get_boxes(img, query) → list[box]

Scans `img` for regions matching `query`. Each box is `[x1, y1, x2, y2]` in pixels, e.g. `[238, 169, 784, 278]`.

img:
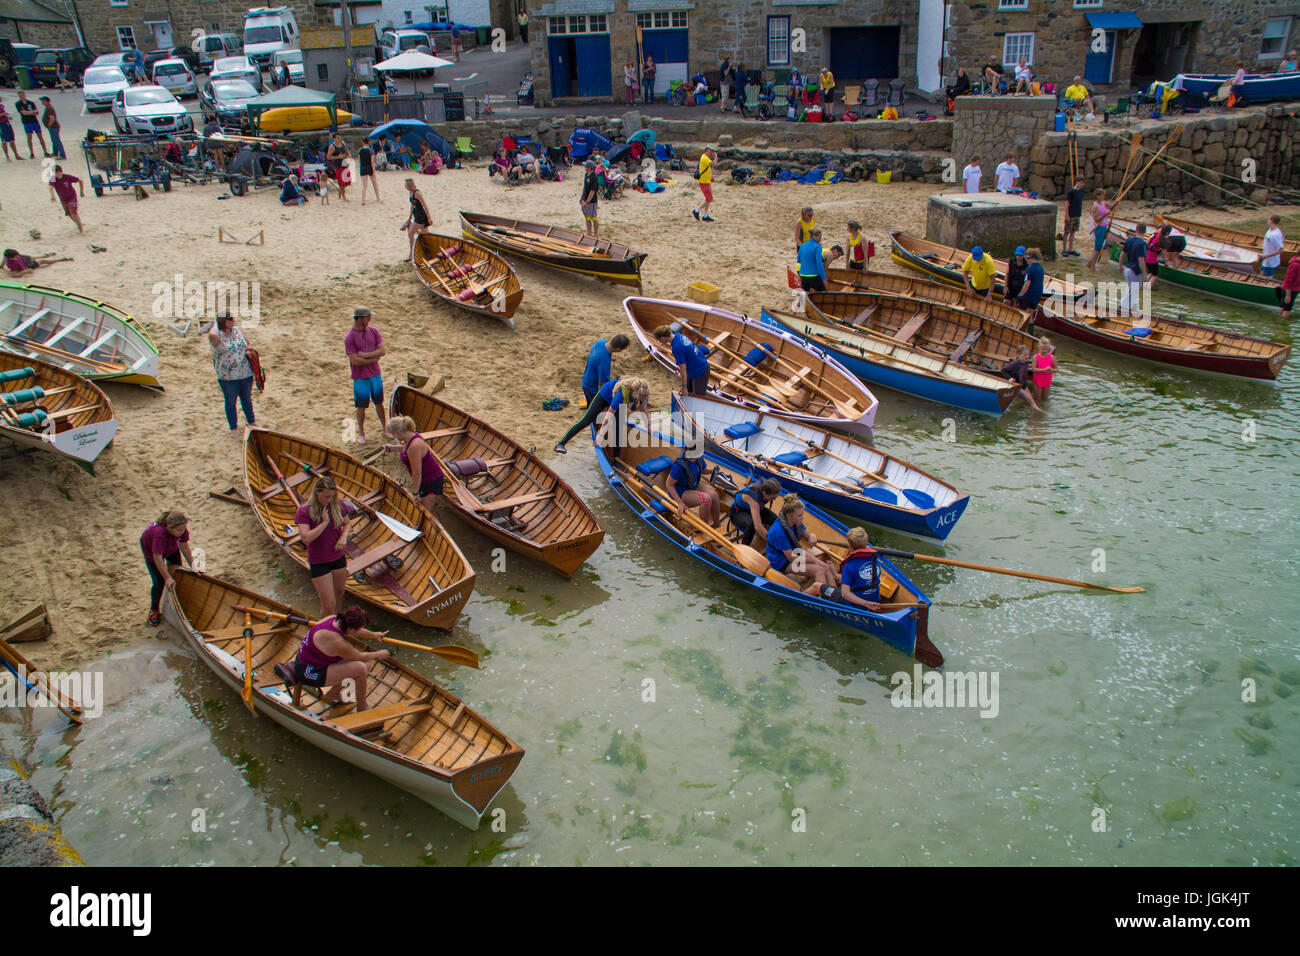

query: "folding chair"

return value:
[887, 79, 906, 107]
[772, 84, 790, 117]
[742, 84, 760, 117]
[454, 136, 475, 160]
[861, 79, 880, 109]
[843, 85, 861, 114]
[1103, 96, 1130, 125]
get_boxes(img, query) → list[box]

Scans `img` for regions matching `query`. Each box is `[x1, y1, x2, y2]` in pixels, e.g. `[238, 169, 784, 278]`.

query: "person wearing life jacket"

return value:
[823, 527, 882, 610]
[845, 221, 867, 271]
[729, 477, 781, 546]
[555, 376, 649, 455]
[277, 605, 391, 711]
[795, 206, 816, 254]
[666, 442, 720, 526]
[766, 497, 837, 594]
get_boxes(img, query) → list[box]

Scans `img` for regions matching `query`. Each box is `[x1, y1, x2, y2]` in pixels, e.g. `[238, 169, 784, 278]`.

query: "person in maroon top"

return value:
[141, 510, 195, 625]
[1278, 255, 1300, 320]
[345, 306, 388, 444]
[274, 606, 390, 710]
[386, 415, 444, 520]
[294, 475, 357, 617]
[48, 166, 84, 234]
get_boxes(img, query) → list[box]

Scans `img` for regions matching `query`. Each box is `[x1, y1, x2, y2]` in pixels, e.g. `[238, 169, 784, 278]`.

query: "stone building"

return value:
[73, 0, 330, 56]
[943, 1, 1300, 95]
[0, 0, 79, 48]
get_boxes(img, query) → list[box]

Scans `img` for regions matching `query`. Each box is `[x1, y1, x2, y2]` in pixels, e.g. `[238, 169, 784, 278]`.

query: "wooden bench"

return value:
[331, 698, 433, 733]
[345, 538, 408, 576]
[470, 489, 555, 513]
[258, 469, 314, 501]
[894, 310, 931, 343]
[780, 365, 812, 391]
[850, 305, 878, 327]
[421, 426, 469, 441]
[948, 329, 982, 363]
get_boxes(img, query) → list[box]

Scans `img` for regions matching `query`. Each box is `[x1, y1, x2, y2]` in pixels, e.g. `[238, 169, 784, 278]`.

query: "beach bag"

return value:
[644, 180, 664, 193]
[246, 348, 266, 391]
[730, 166, 754, 183]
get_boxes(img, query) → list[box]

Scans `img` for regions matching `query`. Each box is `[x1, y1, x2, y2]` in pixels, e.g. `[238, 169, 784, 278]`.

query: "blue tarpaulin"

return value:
[367, 120, 453, 164]
[1085, 11, 1144, 29]
[568, 128, 613, 160]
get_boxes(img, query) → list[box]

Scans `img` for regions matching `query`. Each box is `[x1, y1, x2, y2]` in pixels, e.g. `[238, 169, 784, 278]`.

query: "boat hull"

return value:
[460, 211, 646, 288]
[1108, 244, 1280, 308]
[891, 231, 1086, 302]
[817, 268, 1034, 329]
[1155, 214, 1298, 269]
[1178, 73, 1300, 104]
[412, 233, 523, 324]
[0, 351, 118, 472]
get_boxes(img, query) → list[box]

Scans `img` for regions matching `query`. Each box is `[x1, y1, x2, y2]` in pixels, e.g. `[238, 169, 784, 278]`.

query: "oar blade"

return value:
[432, 645, 480, 668]
[375, 510, 424, 542]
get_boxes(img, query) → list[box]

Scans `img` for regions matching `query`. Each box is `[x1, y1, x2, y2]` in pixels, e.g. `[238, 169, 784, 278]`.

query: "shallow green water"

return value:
[3, 282, 1297, 866]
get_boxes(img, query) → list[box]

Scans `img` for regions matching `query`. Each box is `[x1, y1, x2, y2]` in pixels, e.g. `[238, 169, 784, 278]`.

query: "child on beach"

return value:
[846, 221, 867, 270]
[1031, 336, 1056, 403]
[795, 206, 816, 252]
[3, 248, 67, 275]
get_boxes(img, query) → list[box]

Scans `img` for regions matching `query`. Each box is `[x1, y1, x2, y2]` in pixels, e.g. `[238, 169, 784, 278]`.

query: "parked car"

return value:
[199, 78, 259, 130]
[144, 45, 200, 75]
[0, 40, 39, 86]
[31, 47, 94, 87]
[196, 33, 243, 71]
[82, 66, 131, 111]
[152, 58, 198, 98]
[380, 29, 434, 61]
[270, 48, 304, 87]
[90, 52, 133, 71]
[210, 55, 264, 93]
[111, 85, 193, 135]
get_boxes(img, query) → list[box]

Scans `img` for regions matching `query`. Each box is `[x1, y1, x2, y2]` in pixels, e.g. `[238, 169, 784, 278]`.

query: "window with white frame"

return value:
[116, 26, 135, 49]
[1003, 33, 1034, 68]
[551, 13, 607, 34]
[998, 0, 1028, 9]
[1260, 17, 1291, 58]
[589, 14, 607, 32]
[636, 11, 688, 30]
[549, 17, 565, 34]
[768, 16, 790, 66]
[1074, 0, 1103, 8]
[404, 10, 412, 23]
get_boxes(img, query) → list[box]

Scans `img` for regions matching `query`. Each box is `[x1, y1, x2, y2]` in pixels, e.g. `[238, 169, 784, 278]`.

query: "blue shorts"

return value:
[1092, 225, 1109, 252]
[1260, 265, 1276, 278]
[22, 120, 40, 134]
[0, 122, 13, 144]
[352, 375, 384, 408]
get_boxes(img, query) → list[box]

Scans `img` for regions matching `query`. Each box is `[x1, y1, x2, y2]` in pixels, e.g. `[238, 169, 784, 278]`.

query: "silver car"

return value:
[210, 55, 263, 93]
[152, 58, 198, 99]
[82, 66, 130, 112]
[111, 85, 194, 136]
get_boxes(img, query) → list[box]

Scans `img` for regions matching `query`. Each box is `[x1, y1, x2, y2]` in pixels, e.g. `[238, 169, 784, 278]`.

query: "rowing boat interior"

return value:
[170, 570, 520, 788]
[0, 350, 116, 436]
[1037, 301, 1288, 358]
[891, 231, 1086, 299]
[0, 282, 159, 383]
[389, 385, 604, 575]
[1156, 214, 1300, 255]
[412, 234, 524, 319]
[677, 393, 965, 513]
[625, 297, 876, 425]
[610, 434, 922, 605]
[807, 291, 1038, 372]
[823, 269, 1033, 329]
[242, 429, 474, 624]
[461, 212, 644, 263]
[1108, 218, 1257, 269]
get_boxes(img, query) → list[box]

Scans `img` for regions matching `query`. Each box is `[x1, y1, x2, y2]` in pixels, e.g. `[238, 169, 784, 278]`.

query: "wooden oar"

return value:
[266, 453, 303, 506]
[872, 547, 1146, 593]
[482, 224, 607, 257]
[240, 611, 255, 713]
[0, 637, 83, 723]
[235, 605, 479, 668]
[0, 333, 124, 371]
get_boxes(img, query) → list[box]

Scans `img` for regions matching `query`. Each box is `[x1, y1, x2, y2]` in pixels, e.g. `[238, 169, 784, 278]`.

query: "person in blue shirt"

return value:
[652, 323, 711, 395]
[823, 527, 882, 610]
[765, 497, 837, 594]
[1015, 248, 1046, 310]
[555, 376, 649, 455]
[666, 444, 720, 525]
[729, 477, 781, 546]
[797, 229, 828, 292]
[580, 334, 630, 404]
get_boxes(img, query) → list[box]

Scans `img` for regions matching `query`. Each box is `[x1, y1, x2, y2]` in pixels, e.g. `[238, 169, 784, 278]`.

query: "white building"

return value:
[328, 1, 495, 30]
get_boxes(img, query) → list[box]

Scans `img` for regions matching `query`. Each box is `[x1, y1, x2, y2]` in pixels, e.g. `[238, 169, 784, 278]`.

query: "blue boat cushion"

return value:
[648, 500, 667, 514]
[636, 456, 674, 477]
[1126, 326, 1153, 337]
[773, 451, 808, 466]
[724, 421, 761, 440]
[861, 487, 897, 504]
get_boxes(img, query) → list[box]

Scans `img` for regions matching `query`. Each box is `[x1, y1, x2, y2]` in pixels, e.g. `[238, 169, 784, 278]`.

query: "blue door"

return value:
[549, 37, 572, 98]
[574, 34, 612, 97]
[641, 28, 688, 100]
[828, 26, 900, 81]
[1084, 31, 1117, 85]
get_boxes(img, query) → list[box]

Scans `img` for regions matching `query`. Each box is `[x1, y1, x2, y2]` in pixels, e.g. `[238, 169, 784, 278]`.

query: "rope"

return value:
[1108, 130, 1300, 207]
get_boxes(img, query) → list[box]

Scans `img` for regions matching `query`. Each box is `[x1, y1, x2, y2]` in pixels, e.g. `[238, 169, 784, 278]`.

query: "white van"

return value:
[379, 29, 434, 62]
[243, 6, 299, 69]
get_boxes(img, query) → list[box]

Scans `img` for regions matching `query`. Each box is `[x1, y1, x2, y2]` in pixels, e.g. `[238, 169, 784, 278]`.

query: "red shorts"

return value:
[61, 200, 77, 217]
[699, 182, 713, 202]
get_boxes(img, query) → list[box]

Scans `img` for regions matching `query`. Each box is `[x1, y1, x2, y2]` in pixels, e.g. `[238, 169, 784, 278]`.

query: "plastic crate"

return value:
[687, 281, 720, 303]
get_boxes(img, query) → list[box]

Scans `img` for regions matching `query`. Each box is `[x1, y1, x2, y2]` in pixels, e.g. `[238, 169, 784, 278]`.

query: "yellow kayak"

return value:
[255, 106, 355, 133]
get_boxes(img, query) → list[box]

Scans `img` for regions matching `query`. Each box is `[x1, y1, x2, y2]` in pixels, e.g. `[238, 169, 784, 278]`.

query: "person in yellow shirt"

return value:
[692, 146, 716, 221]
[961, 246, 997, 298]
[1063, 76, 1096, 118]
[794, 206, 815, 252]
[819, 66, 836, 118]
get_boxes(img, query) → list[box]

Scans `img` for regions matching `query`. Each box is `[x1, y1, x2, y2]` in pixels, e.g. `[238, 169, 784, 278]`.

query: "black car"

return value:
[0, 40, 20, 86]
[31, 47, 94, 87]
[143, 45, 200, 75]
[199, 78, 259, 131]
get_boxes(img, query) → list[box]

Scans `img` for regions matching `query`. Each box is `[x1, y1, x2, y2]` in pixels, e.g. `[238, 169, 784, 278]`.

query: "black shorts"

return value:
[687, 373, 710, 396]
[417, 476, 445, 497]
[730, 505, 775, 546]
[820, 585, 880, 604]
[1167, 235, 1187, 253]
[800, 276, 827, 292]
[1146, 261, 1160, 277]
[292, 658, 330, 687]
[309, 555, 347, 578]
[847, 260, 864, 271]
[1278, 289, 1298, 310]
[359, 161, 374, 176]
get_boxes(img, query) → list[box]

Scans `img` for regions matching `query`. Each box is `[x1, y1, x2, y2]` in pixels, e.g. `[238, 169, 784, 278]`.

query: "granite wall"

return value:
[951, 94, 1055, 190]
[0, 748, 84, 866]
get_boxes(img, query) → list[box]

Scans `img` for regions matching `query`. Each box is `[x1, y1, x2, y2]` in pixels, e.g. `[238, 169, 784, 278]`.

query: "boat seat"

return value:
[780, 365, 813, 391]
[635, 456, 674, 477]
[850, 305, 878, 327]
[331, 698, 433, 733]
[470, 489, 554, 513]
[421, 426, 469, 441]
[345, 539, 408, 576]
[722, 421, 761, 441]
[773, 451, 808, 466]
[948, 330, 981, 363]
[258, 469, 315, 501]
[894, 310, 931, 343]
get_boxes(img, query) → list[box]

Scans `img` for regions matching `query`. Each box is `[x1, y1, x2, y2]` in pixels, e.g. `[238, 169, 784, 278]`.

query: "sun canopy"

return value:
[244, 85, 340, 129]
[1085, 11, 1144, 29]
[367, 119, 453, 164]
[374, 50, 455, 72]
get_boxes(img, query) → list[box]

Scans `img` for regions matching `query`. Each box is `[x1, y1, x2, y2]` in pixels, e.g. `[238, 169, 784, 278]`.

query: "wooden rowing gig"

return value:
[624, 296, 879, 435]
[0, 280, 162, 388]
[411, 233, 523, 326]
[1031, 299, 1289, 380]
[460, 211, 647, 288]
[1108, 217, 1259, 273]
[890, 230, 1088, 302]
[673, 391, 971, 541]
[759, 297, 1024, 416]
[0, 351, 118, 473]
[163, 569, 522, 828]
[813, 267, 1035, 330]
[594, 422, 942, 666]
[1107, 244, 1284, 309]
[241, 428, 476, 628]
[389, 384, 605, 576]
[1156, 213, 1298, 269]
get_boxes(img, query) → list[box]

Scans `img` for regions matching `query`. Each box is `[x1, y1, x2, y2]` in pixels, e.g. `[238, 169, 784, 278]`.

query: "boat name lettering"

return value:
[469, 765, 503, 783]
[426, 591, 464, 617]
[71, 429, 101, 449]
[934, 511, 958, 527]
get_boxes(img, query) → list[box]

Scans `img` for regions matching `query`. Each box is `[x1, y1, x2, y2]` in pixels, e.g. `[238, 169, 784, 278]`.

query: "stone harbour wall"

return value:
[951, 95, 1056, 189]
[0, 748, 84, 866]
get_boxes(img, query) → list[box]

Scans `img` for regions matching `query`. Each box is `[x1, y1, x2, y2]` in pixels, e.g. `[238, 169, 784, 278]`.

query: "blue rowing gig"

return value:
[672, 391, 971, 541]
[593, 423, 942, 666]
[1175, 71, 1300, 104]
